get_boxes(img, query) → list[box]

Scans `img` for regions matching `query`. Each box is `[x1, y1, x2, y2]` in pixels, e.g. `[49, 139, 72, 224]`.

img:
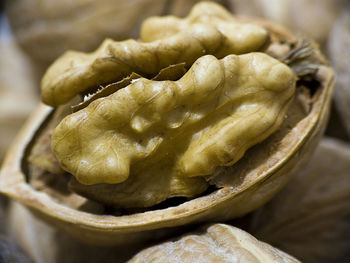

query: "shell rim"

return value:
[0, 20, 335, 234]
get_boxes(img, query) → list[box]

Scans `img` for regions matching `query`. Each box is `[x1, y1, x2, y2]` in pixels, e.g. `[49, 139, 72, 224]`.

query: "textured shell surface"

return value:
[128, 224, 301, 263]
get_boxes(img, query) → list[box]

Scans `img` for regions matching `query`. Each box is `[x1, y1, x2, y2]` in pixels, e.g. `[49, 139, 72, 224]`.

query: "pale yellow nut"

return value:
[128, 224, 301, 263]
[52, 52, 295, 207]
[41, 1, 268, 106]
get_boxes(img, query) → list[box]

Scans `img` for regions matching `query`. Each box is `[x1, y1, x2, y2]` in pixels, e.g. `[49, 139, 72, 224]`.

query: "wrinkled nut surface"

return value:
[46, 2, 294, 208]
[41, 2, 268, 106]
[0, 1, 334, 247]
[5, 0, 220, 72]
[52, 53, 295, 207]
[128, 224, 300, 263]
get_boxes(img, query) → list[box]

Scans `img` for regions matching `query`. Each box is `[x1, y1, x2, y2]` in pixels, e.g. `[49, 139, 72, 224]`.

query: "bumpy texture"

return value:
[52, 53, 295, 207]
[6, 0, 224, 73]
[41, 2, 268, 106]
[128, 224, 300, 263]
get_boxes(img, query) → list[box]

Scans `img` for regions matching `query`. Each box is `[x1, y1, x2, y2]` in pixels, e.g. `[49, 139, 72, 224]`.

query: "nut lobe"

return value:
[52, 53, 295, 207]
[176, 53, 295, 177]
[41, 2, 268, 106]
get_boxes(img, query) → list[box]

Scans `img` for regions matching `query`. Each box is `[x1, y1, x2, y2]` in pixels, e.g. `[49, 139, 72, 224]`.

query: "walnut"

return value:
[128, 224, 300, 263]
[41, 2, 268, 106]
[6, 0, 217, 72]
[0, 2, 334, 247]
[52, 53, 295, 207]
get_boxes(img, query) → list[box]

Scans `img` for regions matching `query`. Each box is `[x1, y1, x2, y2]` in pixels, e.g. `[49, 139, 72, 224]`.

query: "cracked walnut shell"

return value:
[129, 224, 300, 263]
[0, 2, 334, 246]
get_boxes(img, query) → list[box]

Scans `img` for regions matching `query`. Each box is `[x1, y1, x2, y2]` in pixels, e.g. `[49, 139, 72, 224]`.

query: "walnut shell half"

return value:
[128, 224, 301, 263]
[0, 9, 334, 246]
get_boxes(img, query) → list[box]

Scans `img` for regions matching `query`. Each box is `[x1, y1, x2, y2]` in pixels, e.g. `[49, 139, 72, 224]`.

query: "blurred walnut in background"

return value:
[228, 0, 343, 47]
[328, 9, 350, 136]
[5, 0, 346, 77]
[246, 138, 350, 263]
[5, 0, 225, 75]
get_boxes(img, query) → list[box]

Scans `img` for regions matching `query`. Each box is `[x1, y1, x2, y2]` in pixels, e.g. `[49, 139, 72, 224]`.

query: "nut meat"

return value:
[41, 2, 268, 106]
[0, 1, 334, 247]
[52, 53, 295, 207]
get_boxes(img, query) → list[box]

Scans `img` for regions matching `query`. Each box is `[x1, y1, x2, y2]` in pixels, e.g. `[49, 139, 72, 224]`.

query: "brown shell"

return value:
[7, 204, 298, 263]
[0, 18, 334, 246]
[128, 224, 301, 263]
